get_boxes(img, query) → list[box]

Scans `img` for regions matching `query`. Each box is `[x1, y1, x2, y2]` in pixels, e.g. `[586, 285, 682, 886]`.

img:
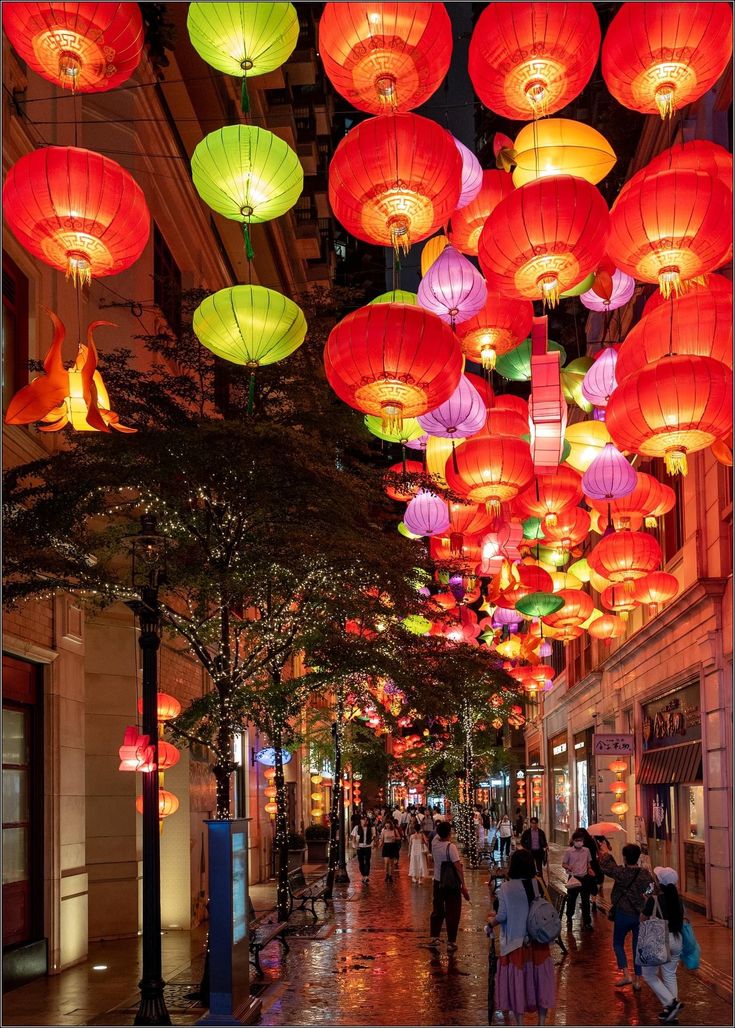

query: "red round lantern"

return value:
[588, 530, 662, 584]
[642, 271, 731, 318]
[587, 613, 626, 644]
[157, 740, 181, 771]
[444, 433, 534, 515]
[318, 3, 452, 114]
[446, 501, 495, 557]
[430, 533, 483, 568]
[3, 2, 143, 93]
[606, 355, 732, 475]
[478, 176, 610, 308]
[485, 395, 531, 441]
[601, 583, 640, 621]
[447, 170, 514, 256]
[468, 2, 600, 120]
[586, 471, 673, 530]
[328, 113, 462, 253]
[631, 571, 679, 614]
[607, 169, 732, 299]
[602, 2, 733, 119]
[628, 141, 733, 201]
[543, 506, 591, 549]
[324, 303, 462, 430]
[618, 288, 733, 383]
[542, 588, 594, 628]
[384, 460, 424, 502]
[2, 146, 150, 287]
[138, 692, 182, 723]
[455, 294, 534, 370]
[500, 563, 554, 607]
[513, 466, 583, 527]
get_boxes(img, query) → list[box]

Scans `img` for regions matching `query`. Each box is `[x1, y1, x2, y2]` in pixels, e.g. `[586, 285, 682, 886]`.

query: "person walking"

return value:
[350, 815, 375, 884]
[513, 807, 525, 838]
[520, 817, 549, 878]
[421, 806, 436, 846]
[498, 815, 513, 863]
[562, 830, 594, 930]
[429, 821, 470, 953]
[598, 839, 654, 990]
[379, 817, 400, 882]
[409, 825, 429, 884]
[486, 849, 555, 1025]
[576, 827, 604, 910]
[640, 867, 685, 1023]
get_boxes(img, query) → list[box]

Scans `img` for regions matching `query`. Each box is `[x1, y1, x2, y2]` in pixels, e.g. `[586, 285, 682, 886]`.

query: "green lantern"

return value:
[561, 357, 594, 412]
[364, 415, 424, 445]
[536, 545, 569, 567]
[515, 592, 564, 619]
[403, 614, 432, 635]
[187, 3, 299, 111]
[398, 521, 421, 540]
[495, 338, 566, 381]
[370, 290, 418, 305]
[522, 516, 544, 541]
[192, 286, 306, 367]
[192, 126, 303, 256]
[560, 272, 595, 298]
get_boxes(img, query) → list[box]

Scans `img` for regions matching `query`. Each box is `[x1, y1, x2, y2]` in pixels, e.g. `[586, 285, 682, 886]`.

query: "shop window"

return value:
[2, 253, 29, 415]
[153, 224, 181, 337]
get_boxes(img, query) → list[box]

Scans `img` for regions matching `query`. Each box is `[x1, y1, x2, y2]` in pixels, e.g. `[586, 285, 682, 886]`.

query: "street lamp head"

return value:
[129, 512, 167, 591]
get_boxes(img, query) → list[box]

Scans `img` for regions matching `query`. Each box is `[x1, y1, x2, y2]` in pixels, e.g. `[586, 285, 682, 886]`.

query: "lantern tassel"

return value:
[401, 444, 407, 476]
[241, 76, 250, 114]
[645, 515, 658, 529]
[247, 371, 256, 414]
[242, 223, 255, 261]
[665, 449, 688, 476]
[451, 439, 460, 475]
[485, 498, 502, 518]
[66, 253, 92, 289]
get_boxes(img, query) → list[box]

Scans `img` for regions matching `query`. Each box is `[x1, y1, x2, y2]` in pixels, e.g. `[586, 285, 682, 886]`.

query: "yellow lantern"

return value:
[565, 420, 612, 473]
[310, 774, 323, 785]
[611, 800, 629, 822]
[265, 801, 278, 814]
[421, 234, 448, 276]
[264, 767, 277, 781]
[512, 119, 616, 188]
[364, 415, 425, 445]
[264, 785, 277, 799]
[550, 571, 583, 593]
[579, 608, 603, 631]
[561, 357, 594, 413]
[426, 435, 466, 489]
[193, 286, 307, 369]
[310, 791, 322, 802]
[311, 807, 323, 818]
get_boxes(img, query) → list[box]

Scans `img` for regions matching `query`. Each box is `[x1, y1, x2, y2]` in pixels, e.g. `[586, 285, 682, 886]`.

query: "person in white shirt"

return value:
[561, 830, 593, 929]
[350, 816, 375, 884]
[428, 821, 470, 953]
[498, 815, 513, 862]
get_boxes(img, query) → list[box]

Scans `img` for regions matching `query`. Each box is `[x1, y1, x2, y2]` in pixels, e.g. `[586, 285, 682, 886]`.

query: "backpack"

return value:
[522, 878, 561, 944]
[439, 843, 462, 894]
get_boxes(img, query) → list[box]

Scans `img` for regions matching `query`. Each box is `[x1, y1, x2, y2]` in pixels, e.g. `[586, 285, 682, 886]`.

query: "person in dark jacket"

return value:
[577, 827, 604, 907]
[519, 818, 549, 877]
[599, 840, 654, 990]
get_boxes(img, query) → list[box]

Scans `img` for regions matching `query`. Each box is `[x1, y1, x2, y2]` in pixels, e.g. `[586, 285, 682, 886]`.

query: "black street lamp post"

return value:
[128, 514, 171, 1026]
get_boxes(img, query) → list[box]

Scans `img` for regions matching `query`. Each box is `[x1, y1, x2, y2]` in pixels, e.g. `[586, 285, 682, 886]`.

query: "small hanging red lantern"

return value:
[384, 460, 424, 502]
[136, 789, 179, 820]
[587, 613, 626, 645]
[631, 571, 679, 614]
[455, 294, 534, 370]
[542, 588, 594, 629]
[600, 583, 640, 621]
[138, 692, 182, 722]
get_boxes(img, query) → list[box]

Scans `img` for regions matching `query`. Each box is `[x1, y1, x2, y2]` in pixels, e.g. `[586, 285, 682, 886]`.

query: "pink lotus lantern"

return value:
[453, 138, 483, 210]
[418, 245, 487, 326]
[581, 269, 635, 312]
[582, 442, 637, 501]
[118, 727, 156, 772]
[582, 347, 619, 408]
[404, 489, 450, 537]
[418, 374, 486, 440]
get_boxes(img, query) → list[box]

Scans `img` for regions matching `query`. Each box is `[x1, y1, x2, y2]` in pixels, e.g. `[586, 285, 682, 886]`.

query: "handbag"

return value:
[680, 921, 701, 969]
[636, 897, 671, 966]
[439, 843, 462, 894]
[607, 867, 640, 921]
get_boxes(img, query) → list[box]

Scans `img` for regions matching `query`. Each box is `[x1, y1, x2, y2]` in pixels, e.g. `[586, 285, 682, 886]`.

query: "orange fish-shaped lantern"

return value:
[5, 309, 135, 433]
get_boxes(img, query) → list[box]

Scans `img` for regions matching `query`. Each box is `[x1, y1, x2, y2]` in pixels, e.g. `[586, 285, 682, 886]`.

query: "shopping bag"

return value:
[635, 898, 671, 966]
[681, 921, 701, 970]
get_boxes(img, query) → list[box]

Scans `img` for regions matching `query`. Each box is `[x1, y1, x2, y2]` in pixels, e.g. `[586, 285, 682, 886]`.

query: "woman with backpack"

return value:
[486, 849, 556, 1025]
[640, 867, 685, 1023]
[429, 821, 470, 953]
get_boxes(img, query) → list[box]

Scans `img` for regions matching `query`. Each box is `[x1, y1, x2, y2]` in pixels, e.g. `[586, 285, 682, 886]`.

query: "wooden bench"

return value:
[248, 896, 289, 977]
[287, 867, 328, 922]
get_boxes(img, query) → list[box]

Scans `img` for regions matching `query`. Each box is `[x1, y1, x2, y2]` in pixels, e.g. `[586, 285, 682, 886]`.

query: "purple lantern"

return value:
[539, 639, 553, 658]
[404, 489, 450, 537]
[417, 244, 487, 325]
[582, 442, 637, 500]
[580, 269, 635, 312]
[449, 574, 466, 602]
[453, 137, 483, 210]
[582, 347, 619, 408]
[492, 606, 520, 631]
[417, 374, 487, 438]
[405, 433, 429, 451]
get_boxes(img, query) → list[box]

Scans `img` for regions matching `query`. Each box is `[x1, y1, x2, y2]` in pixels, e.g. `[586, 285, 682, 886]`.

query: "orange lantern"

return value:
[264, 767, 277, 781]
[318, 2, 452, 114]
[586, 471, 674, 530]
[542, 506, 591, 550]
[447, 170, 514, 257]
[631, 571, 679, 614]
[610, 780, 627, 797]
[455, 294, 534, 371]
[542, 588, 594, 629]
[157, 740, 180, 771]
[513, 466, 582, 527]
[383, 460, 424, 502]
[137, 692, 182, 723]
[328, 113, 462, 253]
[136, 789, 179, 820]
[445, 502, 495, 557]
[324, 303, 463, 431]
[643, 271, 732, 319]
[445, 433, 535, 516]
[3, 2, 144, 93]
[632, 141, 733, 203]
[587, 613, 626, 645]
[468, 2, 601, 119]
[611, 800, 629, 821]
[588, 530, 662, 584]
[606, 355, 732, 476]
[479, 177, 610, 308]
[609, 758, 628, 780]
[265, 802, 278, 815]
[607, 170, 732, 299]
[602, 2, 733, 119]
[485, 396, 531, 441]
[600, 584, 640, 621]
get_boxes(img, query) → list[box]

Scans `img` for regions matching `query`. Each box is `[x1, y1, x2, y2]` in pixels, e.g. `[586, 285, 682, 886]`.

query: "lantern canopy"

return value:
[582, 443, 637, 502]
[447, 170, 514, 256]
[328, 113, 462, 253]
[3, 2, 144, 93]
[188, 2, 299, 78]
[324, 303, 463, 429]
[455, 294, 534, 371]
[601, 2, 733, 119]
[318, 2, 452, 114]
[417, 375, 487, 439]
[2, 146, 149, 287]
[404, 490, 450, 538]
[478, 176, 610, 308]
[512, 119, 616, 188]
[192, 286, 306, 368]
[468, 2, 601, 119]
[192, 125, 303, 227]
[417, 245, 487, 325]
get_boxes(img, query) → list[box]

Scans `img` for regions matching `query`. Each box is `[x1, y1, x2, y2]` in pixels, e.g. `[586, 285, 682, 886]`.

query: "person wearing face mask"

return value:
[562, 830, 594, 930]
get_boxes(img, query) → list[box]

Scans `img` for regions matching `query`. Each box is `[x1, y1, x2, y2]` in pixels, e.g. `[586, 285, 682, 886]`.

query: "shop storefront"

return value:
[573, 729, 597, 830]
[549, 733, 571, 845]
[638, 682, 705, 911]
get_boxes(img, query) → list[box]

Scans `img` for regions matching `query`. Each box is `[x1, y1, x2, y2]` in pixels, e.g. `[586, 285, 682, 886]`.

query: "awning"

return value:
[637, 741, 702, 785]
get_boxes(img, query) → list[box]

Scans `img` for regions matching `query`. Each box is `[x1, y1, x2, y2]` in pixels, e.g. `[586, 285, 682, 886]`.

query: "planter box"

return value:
[305, 838, 329, 864]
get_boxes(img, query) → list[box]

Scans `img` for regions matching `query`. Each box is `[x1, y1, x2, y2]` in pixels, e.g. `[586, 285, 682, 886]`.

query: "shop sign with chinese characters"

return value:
[641, 682, 701, 752]
[593, 733, 635, 756]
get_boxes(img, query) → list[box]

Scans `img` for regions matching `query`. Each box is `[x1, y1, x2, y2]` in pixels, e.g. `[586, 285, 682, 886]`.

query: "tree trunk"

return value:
[213, 763, 232, 821]
[273, 727, 290, 922]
